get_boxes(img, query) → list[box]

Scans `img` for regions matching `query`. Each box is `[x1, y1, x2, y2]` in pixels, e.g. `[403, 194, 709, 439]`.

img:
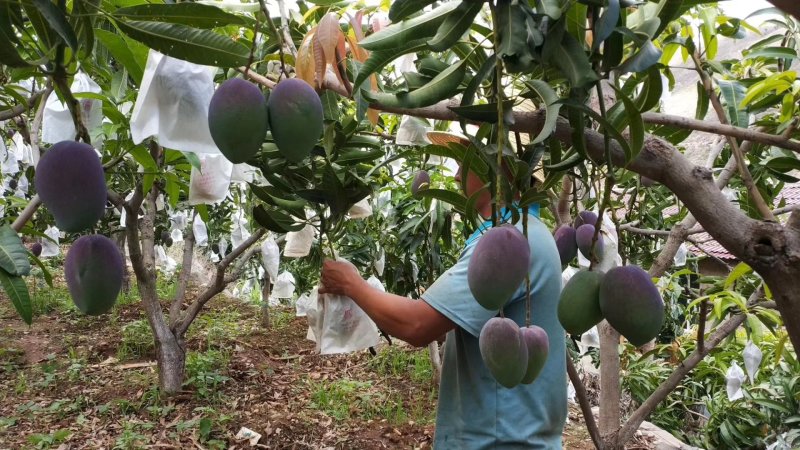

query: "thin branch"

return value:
[613, 289, 765, 446]
[557, 177, 572, 227]
[567, 354, 603, 450]
[620, 224, 705, 237]
[29, 83, 53, 159]
[641, 112, 800, 154]
[170, 218, 195, 329]
[0, 90, 46, 121]
[11, 196, 42, 232]
[691, 52, 776, 221]
[176, 228, 266, 336]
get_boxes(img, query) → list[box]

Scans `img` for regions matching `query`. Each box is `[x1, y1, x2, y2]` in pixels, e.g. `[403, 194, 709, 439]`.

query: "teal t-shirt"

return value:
[421, 209, 567, 449]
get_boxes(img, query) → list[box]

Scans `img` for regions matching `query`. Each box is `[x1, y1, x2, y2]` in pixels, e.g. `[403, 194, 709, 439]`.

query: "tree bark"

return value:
[261, 272, 271, 329]
[155, 331, 186, 394]
[428, 341, 442, 386]
[598, 321, 621, 448]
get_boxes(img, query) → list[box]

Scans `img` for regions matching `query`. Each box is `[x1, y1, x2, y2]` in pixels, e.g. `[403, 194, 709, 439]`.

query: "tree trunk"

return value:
[261, 273, 271, 329]
[599, 321, 623, 449]
[428, 340, 442, 386]
[155, 331, 186, 395]
[114, 230, 130, 293]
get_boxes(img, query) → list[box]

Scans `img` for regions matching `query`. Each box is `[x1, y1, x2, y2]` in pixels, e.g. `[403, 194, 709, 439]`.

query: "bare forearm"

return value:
[347, 280, 430, 346]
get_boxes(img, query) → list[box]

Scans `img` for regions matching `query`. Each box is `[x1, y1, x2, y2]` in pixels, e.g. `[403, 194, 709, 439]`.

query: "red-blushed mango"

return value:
[558, 270, 604, 335]
[208, 78, 268, 164]
[34, 141, 107, 232]
[65, 235, 124, 315]
[411, 170, 430, 196]
[479, 317, 528, 388]
[468, 225, 530, 310]
[640, 175, 656, 187]
[575, 224, 604, 261]
[573, 210, 598, 228]
[599, 265, 665, 347]
[30, 243, 42, 257]
[520, 325, 549, 384]
[267, 78, 323, 163]
[554, 225, 577, 266]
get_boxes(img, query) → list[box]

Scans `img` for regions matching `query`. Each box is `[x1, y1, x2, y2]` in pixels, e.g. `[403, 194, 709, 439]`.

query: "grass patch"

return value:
[117, 319, 155, 361]
[188, 309, 245, 350]
[184, 349, 230, 401]
[367, 345, 433, 384]
[308, 378, 409, 423]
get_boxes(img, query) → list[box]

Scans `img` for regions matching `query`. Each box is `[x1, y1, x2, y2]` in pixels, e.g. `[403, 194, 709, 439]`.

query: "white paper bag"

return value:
[130, 50, 219, 154]
[1, 139, 19, 174]
[193, 215, 209, 247]
[295, 292, 313, 317]
[273, 271, 296, 298]
[284, 224, 314, 258]
[42, 72, 103, 145]
[318, 290, 380, 355]
[373, 247, 385, 276]
[230, 209, 251, 249]
[726, 361, 746, 401]
[40, 226, 60, 258]
[188, 154, 233, 205]
[260, 235, 280, 280]
[395, 115, 430, 146]
[743, 340, 762, 384]
[348, 198, 372, 219]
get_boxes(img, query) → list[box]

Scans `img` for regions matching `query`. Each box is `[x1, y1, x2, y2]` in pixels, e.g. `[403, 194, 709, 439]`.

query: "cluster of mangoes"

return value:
[466, 224, 550, 388]
[208, 77, 323, 164]
[559, 265, 665, 347]
[554, 211, 604, 265]
[34, 141, 124, 315]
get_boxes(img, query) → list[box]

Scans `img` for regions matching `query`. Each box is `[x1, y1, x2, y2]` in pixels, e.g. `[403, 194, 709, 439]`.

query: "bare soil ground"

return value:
[0, 275, 616, 449]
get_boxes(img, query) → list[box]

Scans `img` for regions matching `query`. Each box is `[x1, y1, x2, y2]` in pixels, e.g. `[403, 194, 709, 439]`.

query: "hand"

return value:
[319, 258, 363, 297]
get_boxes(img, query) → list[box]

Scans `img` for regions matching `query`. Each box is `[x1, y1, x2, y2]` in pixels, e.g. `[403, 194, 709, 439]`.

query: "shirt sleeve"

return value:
[421, 243, 498, 338]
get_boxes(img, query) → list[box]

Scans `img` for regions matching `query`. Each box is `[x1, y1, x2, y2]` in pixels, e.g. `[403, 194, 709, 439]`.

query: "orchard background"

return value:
[1, 0, 799, 448]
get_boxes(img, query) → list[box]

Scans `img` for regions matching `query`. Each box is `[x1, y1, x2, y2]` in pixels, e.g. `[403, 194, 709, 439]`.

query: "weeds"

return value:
[184, 349, 230, 400]
[368, 345, 433, 384]
[117, 319, 154, 361]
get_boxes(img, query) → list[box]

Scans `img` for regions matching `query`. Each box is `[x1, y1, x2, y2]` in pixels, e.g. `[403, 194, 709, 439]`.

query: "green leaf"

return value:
[565, 2, 587, 43]
[389, 0, 437, 22]
[28, 253, 53, 288]
[592, 0, 619, 52]
[113, 3, 248, 28]
[319, 90, 340, 122]
[745, 46, 798, 61]
[95, 28, 146, 84]
[129, 145, 157, 169]
[0, 225, 31, 277]
[560, 99, 633, 163]
[724, 262, 752, 289]
[535, 0, 563, 20]
[554, 33, 598, 89]
[717, 79, 749, 128]
[183, 152, 202, 171]
[22, 2, 58, 51]
[71, 0, 94, 57]
[252, 205, 305, 233]
[618, 40, 662, 74]
[336, 148, 385, 164]
[428, 1, 483, 52]
[448, 100, 515, 123]
[416, 188, 467, 214]
[0, 267, 31, 325]
[362, 60, 466, 109]
[352, 40, 429, 92]
[611, 85, 644, 160]
[765, 156, 800, 172]
[359, 2, 460, 51]
[32, 0, 79, 51]
[423, 143, 489, 175]
[113, 19, 250, 67]
[523, 80, 561, 144]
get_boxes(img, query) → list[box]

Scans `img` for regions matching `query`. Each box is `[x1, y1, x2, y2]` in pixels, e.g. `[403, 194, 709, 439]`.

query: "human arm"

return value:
[319, 259, 455, 347]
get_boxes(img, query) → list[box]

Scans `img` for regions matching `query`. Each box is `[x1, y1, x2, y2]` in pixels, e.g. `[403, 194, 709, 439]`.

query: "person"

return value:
[319, 131, 566, 449]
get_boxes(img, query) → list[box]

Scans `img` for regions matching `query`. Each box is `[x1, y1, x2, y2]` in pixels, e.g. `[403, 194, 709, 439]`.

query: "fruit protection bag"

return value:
[188, 154, 233, 205]
[260, 235, 280, 281]
[130, 50, 219, 154]
[42, 72, 103, 145]
[307, 260, 380, 354]
[284, 224, 314, 258]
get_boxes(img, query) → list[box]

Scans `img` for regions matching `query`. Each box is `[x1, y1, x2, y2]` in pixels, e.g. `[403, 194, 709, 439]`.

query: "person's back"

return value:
[422, 212, 567, 449]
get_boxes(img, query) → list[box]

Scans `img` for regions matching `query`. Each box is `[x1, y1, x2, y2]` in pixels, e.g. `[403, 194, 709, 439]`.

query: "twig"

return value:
[0, 90, 46, 121]
[170, 215, 196, 329]
[567, 354, 603, 450]
[691, 52, 776, 221]
[11, 196, 42, 232]
[28, 82, 52, 159]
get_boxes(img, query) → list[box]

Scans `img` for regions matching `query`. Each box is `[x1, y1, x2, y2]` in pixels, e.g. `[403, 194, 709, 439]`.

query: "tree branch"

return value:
[691, 52, 776, 221]
[613, 289, 766, 446]
[170, 218, 195, 329]
[0, 90, 46, 121]
[176, 228, 266, 336]
[11, 195, 42, 232]
[567, 354, 603, 450]
[641, 112, 800, 154]
[28, 83, 52, 160]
